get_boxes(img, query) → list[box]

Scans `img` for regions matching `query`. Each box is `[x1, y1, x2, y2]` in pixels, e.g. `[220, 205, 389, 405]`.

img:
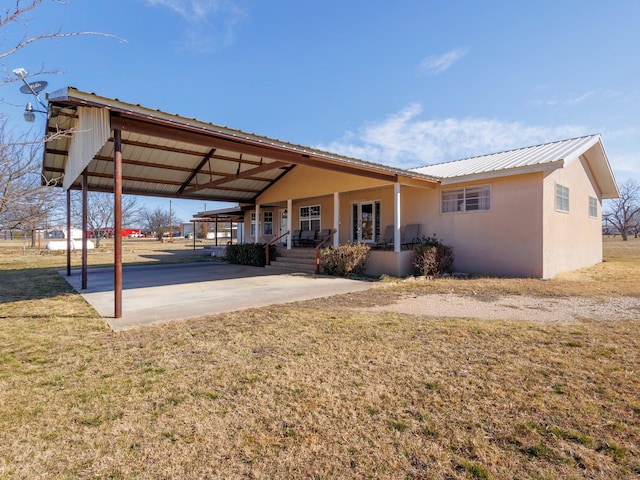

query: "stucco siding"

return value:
[427, 174, 545, 277]
[542, 156, 603, 278]
[245, 196, 336, 243]
[338, 187, 394, 244]
[257, 164, 389, 204]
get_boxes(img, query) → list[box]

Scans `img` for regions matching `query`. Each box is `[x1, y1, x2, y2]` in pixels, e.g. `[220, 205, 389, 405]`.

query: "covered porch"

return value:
[197, 180, 435, 277]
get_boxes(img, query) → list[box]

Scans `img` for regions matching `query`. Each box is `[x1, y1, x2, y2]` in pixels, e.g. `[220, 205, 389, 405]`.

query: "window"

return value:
[441, 186, 491, 213]
[263, 211, 273, 235]
[250, 212, 256, 236]
[300, 205, 320, 231]
[589, 196, 598, 218]
[555, 184, 569, 212]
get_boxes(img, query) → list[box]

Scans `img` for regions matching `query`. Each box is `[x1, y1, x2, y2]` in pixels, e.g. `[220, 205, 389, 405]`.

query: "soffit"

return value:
[42, 87, 438, 203]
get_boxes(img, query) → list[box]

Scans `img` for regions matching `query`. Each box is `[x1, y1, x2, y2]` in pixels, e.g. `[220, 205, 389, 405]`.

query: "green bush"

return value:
[320, 242, 371, 276]
[225, 243, 276, 267]
[413, 234, 454, 276]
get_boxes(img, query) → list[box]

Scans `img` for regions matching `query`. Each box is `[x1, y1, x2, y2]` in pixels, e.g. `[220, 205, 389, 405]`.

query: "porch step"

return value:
[268, 247, 317, 273]
[274, 246, 316, 259]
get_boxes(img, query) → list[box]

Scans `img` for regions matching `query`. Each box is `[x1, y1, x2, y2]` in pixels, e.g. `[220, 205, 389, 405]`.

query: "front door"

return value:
[279, 209, 289, 245]
[352, 201, 379, 243]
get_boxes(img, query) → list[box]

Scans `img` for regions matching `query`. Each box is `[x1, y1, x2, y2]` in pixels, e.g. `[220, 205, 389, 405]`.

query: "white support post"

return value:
[287, 198, 293, 250]
[333, 192, 340, 247]
[255, 204, 261, 243]
[394, 183, 401, 253]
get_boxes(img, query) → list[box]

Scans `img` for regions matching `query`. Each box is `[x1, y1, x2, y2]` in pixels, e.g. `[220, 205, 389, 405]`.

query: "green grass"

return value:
[0, 237, 638, 478]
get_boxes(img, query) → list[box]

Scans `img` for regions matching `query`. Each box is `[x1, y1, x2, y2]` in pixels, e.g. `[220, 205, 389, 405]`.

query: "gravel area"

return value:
[363, 293, 640, 323]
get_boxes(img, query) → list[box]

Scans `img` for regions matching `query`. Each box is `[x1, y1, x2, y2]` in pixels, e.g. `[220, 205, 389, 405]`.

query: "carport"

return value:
[42, 87, 432, 319]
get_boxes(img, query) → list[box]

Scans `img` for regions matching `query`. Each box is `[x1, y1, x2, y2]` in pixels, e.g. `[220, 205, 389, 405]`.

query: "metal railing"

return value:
[315, 228, 337, 274]
[265, 230, 290, 266]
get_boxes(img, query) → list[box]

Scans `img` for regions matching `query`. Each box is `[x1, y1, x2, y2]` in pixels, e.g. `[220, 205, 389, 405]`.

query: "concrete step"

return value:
[267, 261, 315, 273]
[274, 255, 315, 264]
[274, 247, 316, 259]
[270, 247, 318, 273]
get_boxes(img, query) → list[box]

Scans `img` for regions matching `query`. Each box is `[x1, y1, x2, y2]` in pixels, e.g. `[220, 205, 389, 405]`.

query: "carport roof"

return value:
[42, 87, 439, 202]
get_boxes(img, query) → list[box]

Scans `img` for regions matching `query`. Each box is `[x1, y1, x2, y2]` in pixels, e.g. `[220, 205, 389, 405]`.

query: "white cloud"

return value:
[418, 48, 469, 75]
[145, 0, 220, 22]
[317, 103, 587, 168]
[530, 88, 640, 108]
[532, 90, 598, 107]
[145, 0, 246, 51]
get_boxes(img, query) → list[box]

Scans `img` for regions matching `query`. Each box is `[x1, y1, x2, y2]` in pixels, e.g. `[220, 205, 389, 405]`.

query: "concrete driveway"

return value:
[61, 262, 374, 331]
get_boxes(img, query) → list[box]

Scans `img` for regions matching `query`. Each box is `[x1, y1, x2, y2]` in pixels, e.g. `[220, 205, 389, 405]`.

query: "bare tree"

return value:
[72, 192, 142, 247]
[141, 207, 178, 241]
[0, 120, 62, 241]
[0, 1, 122, 244]
[1, 0, 123, 88]
[603, 179, 640, 241]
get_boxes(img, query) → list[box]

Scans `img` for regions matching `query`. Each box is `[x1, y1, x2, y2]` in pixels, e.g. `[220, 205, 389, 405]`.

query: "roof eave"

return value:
[582, 138, 620, 199]
[437, 161, 564, 185]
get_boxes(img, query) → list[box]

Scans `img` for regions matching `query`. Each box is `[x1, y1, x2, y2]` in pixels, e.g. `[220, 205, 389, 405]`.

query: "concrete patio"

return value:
[61, 262, 375, 331]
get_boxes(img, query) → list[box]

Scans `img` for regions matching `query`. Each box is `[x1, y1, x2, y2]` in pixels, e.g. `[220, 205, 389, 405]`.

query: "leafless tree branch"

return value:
[603, 179, 640, 240]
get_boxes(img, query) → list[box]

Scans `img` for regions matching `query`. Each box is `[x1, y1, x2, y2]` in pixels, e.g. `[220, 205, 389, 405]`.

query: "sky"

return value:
[3, 0, 639, 222]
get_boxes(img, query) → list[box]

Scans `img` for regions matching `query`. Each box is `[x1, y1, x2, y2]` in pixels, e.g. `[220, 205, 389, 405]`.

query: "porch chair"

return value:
[401, 224, 421, 250]
[291, 229, 302, 247]
[299, 229, 316, 247]
[316, 228, 333, 246]
[375, 225, 395, 249]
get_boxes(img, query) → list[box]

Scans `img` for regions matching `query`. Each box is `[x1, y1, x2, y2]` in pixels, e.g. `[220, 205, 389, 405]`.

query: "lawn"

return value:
[0, 237, 638, 479]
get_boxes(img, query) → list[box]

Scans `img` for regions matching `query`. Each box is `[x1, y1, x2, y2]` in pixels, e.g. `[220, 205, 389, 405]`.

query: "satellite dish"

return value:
[20, 80, 48, 94]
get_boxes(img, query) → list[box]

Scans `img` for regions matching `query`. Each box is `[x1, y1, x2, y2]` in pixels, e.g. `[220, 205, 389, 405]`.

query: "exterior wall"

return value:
[338, 187, 395, 244]
[425, 174, 545, 277]
[257, 164, 390, 204]
[542, 156, 603, 278]
[244, 195, 335, 243]
[366, 250, 416, 277]
[291, 196, 335, 231]
[244, 207, 278, 243]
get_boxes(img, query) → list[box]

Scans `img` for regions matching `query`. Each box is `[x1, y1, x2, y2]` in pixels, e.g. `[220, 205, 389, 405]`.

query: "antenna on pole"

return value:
[13, 68, 48, 122]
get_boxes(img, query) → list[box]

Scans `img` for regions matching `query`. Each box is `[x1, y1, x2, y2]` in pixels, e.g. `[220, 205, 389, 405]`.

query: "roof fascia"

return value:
[581, 139, 620, 199]
[437, 161, 564, 185]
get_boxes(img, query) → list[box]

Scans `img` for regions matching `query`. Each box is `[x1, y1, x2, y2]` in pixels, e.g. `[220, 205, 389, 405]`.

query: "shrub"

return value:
[225, 243, 276, 267]
[413, 234, 454, 276]
[320, 242, 370, 276]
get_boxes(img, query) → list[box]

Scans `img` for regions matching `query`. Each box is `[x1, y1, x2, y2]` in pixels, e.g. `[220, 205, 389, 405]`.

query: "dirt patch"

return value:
[361, 293, 639, 323]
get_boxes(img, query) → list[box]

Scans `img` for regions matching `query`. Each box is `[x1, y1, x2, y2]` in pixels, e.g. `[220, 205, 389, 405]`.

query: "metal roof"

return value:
[42, 87, 438, 203]
[41, 89, 619, 201]
[411, 134, 619, 198]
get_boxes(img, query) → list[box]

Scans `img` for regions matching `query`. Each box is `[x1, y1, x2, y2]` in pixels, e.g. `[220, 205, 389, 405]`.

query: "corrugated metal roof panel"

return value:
[44, 87, 440, 187]
[411, 135, 600, 179]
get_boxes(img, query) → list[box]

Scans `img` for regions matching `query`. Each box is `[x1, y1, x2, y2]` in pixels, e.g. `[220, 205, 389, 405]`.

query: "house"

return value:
[42, 88, 618, 287]
[46, 227, 84, 239]
[229, 134, 618, 279]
